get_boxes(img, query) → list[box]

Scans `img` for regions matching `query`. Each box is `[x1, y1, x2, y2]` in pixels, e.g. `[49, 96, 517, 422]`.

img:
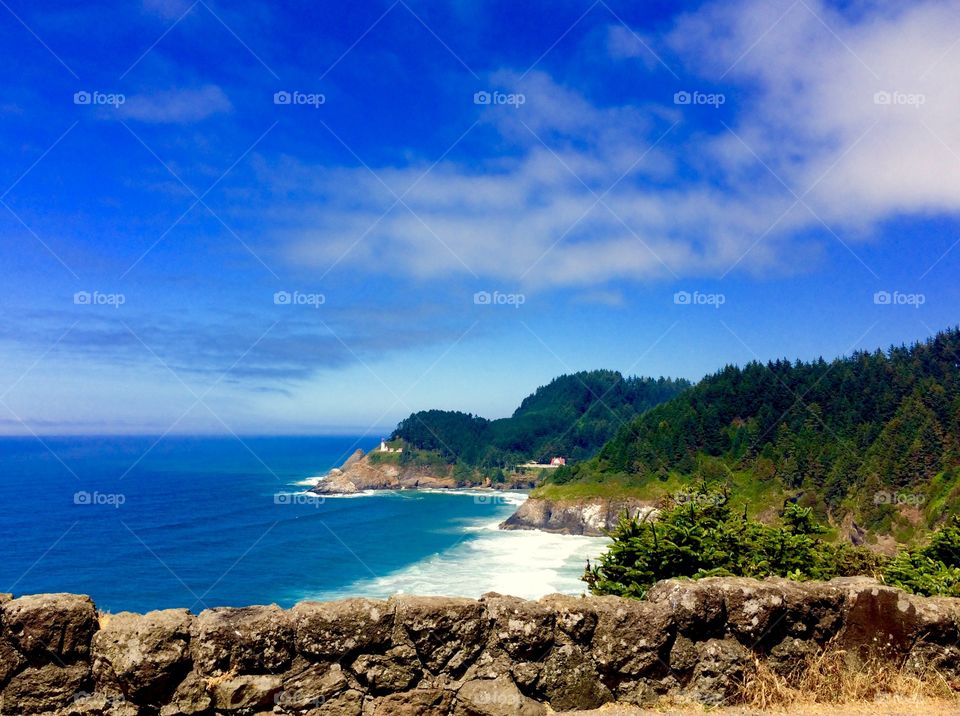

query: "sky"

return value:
[0, 0, 958, 436]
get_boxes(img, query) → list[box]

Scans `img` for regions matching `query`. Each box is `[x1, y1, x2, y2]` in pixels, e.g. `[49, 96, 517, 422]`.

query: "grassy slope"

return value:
[533, 469, 788, 521]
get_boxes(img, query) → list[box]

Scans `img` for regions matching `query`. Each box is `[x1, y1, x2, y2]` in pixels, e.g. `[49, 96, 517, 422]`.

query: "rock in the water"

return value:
[500, 496, 656, 536]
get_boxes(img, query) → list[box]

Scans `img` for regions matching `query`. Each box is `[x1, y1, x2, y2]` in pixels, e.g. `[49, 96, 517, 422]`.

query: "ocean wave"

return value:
[285, 483, 530, 506]
[309, 516, 609, 602]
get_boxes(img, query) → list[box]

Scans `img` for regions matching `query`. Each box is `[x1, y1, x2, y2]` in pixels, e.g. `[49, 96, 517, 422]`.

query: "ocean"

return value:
[0, 435, 608, 613]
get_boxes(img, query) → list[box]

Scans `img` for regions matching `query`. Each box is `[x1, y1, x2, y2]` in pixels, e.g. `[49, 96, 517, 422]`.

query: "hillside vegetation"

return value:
[549, 328, 960, 541]
[391, 370, 690, 468]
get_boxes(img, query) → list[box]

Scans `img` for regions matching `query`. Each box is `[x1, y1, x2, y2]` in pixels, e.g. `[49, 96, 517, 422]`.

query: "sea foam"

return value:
[311, 508, 609, 601]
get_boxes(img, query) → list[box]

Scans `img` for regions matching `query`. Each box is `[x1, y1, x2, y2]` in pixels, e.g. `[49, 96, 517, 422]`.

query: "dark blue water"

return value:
[0, 435, 532, 612]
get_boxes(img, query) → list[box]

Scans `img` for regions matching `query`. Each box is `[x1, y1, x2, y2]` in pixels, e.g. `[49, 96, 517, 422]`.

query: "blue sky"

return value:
[0, 0, 958, 435]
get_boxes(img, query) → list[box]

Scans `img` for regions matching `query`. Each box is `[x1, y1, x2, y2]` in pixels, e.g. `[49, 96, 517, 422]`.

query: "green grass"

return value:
[367, 451, 402, 465]
[532, 468, 787, 521]
[925, 467, 960, 528]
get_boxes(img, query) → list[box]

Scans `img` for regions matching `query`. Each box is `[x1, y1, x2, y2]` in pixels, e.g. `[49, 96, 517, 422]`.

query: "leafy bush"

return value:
[882, 518, 960, 597]
[583, 485, 843, 598]
[585, 486, 960, 598]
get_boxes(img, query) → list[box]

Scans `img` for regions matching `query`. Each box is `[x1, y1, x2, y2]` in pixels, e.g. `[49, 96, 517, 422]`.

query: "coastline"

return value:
[300, 492, 609, 601]
[304, 447, 642, 537]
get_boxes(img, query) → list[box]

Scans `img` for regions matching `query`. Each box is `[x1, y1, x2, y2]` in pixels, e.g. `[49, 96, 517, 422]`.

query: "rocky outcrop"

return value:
[500, 497, 656, 536]
[310, 450, 534, 496]
[2, 578, 960, 714]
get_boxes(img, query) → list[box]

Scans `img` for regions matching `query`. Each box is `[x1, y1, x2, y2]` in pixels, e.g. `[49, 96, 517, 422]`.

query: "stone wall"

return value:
[1, 577, 959, 715]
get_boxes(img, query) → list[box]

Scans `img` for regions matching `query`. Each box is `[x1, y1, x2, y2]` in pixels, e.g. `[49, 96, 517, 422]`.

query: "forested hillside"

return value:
[391, 371, 690, 468]
[549, 328, 960, 539]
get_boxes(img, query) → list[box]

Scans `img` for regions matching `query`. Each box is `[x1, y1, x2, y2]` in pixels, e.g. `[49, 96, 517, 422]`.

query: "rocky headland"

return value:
[308, 450, 535, 496]
[499, 496, 656, 536]
[2, 577, 959, 714]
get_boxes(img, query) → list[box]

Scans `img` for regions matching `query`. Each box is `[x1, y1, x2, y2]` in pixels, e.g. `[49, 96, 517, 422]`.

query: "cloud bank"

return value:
[267, 0, 960, 288]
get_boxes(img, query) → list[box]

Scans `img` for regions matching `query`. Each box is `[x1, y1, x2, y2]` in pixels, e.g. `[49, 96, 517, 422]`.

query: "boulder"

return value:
[667, 635, 698, 674]
[536, 643, 612, 711]
[211, 673, 282, 711]
[538, 594, 598, 644]
[483, 594, 554, 660]
[455, 675, 545, 716]
[0, 632, 25, 688]
[350, 645, 421, 694]
[293, 598, 393, 659]
[371, 688, 453, 715]
[767, 636, 820, 677]
[687, 638, 752, 705]
[92, 608, 192, 705]
[160, 671, 213, 716]
[302, 688, 363, 715]
[192, 604, 293, 676]
[1, 661, 90, 714]
[2, 593, 96, 661]
[835, 577, 960, 662]
[702, 577, 793, 647]
[279, 662, 350, 710]
[500, 497, 655, 536]
[590, 597, 673, 677]
[391, 596, 487, 674]
[646, 579, 725, 637]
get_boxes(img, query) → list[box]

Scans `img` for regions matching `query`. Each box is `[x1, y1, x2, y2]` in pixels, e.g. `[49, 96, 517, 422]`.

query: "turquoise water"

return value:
[0, 436, 606, 612]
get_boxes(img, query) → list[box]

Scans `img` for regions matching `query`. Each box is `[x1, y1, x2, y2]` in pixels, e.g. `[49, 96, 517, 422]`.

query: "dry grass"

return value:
[739, 648, 957, 710]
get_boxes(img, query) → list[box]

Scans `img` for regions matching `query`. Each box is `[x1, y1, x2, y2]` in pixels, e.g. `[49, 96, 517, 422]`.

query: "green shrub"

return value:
[585, 486, 960, 598]
[882, 518, 960, 596]
[583, 485, 840, 598]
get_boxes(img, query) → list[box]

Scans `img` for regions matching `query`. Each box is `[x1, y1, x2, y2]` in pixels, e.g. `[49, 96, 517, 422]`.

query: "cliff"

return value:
[500, 496, 655, 536]
[2, 577, 959, 714]
[310, 450, 534, 496]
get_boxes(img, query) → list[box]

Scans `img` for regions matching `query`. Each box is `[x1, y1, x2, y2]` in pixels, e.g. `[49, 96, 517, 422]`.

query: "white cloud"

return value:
[121, 85, 232, 123]
[263, 1, 960, 289]
[670, 0, 960, 222]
